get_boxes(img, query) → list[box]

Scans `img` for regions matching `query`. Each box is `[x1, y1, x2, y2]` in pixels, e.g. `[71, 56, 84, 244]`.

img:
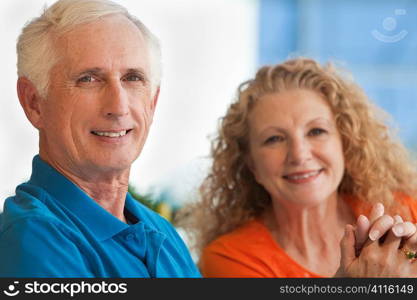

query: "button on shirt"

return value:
[0, 155, 200, 278]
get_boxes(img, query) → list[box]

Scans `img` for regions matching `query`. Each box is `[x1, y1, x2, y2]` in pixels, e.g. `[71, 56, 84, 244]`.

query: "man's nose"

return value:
[287, 137, 312, 165]
[103, 81, 129, 118]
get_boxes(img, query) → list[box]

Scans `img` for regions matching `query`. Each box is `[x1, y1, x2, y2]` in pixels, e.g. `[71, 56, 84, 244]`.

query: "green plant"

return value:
[128, 185, 176, 222]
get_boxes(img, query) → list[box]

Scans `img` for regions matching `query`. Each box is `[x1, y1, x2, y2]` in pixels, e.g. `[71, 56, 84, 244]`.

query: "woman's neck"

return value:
[263, 195, 355, 276]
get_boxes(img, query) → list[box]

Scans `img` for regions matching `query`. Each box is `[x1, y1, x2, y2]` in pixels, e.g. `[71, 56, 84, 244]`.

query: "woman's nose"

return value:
[287, 137, 312, 165]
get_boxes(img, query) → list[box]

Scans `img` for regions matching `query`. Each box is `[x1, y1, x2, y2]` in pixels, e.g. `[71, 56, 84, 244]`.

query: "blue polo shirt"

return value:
[0, 155, 200, 278]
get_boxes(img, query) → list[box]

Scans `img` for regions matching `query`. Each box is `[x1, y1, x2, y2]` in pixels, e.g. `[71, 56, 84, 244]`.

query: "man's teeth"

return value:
[285, 170, 320, 180]
[93, 130, 127, 137]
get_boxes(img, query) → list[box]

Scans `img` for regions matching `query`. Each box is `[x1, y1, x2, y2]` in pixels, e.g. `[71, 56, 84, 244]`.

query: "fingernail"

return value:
[357, 215, 369, 227]
[376, 203, 384, 213]
[392, 225, 403, 236]
[369, 230, 380, 241]
[393, 215, 403, 224]
[358, 215, 366, 222]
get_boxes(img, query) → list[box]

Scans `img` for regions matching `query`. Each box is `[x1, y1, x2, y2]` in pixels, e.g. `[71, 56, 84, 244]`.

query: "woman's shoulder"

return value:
[200, 218, 320, 278]
[394, 194, 417, 222]
[200, 218, 284, 277]
[344, 193, 417, 222]
[204, 218, 270, 251]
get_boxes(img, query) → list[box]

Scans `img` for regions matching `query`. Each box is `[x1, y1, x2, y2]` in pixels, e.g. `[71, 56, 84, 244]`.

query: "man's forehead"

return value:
[67, 13, 138, 32]
[58, 14, 143, 45]
[53, 14, 150, 73]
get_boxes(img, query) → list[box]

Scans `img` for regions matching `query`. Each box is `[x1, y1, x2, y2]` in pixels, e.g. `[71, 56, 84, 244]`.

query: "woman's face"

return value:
[247, 89, 345, 207]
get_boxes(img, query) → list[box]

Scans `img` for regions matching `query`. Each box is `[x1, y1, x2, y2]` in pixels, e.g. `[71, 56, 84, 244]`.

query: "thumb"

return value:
[340, 224, 356, 269]
[354, 215, 370, 256]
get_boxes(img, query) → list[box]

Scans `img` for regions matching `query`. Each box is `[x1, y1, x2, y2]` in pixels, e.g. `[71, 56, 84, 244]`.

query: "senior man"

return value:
[0, 0, 200, 278]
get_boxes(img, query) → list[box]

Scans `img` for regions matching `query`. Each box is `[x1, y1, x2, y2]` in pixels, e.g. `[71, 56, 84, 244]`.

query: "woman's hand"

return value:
[354, 203, 416, 254]
[336, 203, 417, 277]
[338, 223, 417, 277]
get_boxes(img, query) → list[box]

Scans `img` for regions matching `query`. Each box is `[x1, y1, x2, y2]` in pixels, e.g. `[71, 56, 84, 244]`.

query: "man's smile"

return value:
[91, 129, 133, 138]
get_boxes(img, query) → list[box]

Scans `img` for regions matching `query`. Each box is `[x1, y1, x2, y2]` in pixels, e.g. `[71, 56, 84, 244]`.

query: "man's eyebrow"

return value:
[126, 68, 146, 74]
[71, 67, 149, 80]
[70, 68, 104, 79]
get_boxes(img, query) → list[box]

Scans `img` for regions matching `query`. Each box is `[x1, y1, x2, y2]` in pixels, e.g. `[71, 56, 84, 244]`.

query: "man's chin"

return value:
[85, 157, 134, 176]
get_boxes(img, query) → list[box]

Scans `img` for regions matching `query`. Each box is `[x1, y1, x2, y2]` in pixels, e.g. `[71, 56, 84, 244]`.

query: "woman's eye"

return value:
[309, 128, 327, 136]
[264, 135, 284, 144]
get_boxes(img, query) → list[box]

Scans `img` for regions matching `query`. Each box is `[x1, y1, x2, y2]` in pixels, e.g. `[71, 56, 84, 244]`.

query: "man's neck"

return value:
[40, 153, 131, 223]
[78, 180, 129, 222]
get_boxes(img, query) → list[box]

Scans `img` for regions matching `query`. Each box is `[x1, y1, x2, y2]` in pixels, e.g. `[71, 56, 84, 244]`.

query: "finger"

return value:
[360, 203, 384, 249]
[369, 203, 384, 223]
[368, 214, 394, 241]
[381, 222, 403, 251]
[399, 228, 417, 277]
[392, 221, 416, 239]
[354, 215, 370, 255]
[340, 224, 356, 269]
[392, 214, 404, 238]
[401, 223, 417, 251]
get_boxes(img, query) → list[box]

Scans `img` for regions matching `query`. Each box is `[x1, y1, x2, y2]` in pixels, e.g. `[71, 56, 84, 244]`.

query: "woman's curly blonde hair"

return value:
[178, 58, 417, 257]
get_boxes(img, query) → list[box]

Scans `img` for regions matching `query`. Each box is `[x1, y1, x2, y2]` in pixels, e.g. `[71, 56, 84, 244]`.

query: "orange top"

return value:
[199, 195, 417, 278]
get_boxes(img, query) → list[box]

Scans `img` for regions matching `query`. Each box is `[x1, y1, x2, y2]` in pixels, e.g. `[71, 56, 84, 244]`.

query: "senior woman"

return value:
[181, 58, 417, 277]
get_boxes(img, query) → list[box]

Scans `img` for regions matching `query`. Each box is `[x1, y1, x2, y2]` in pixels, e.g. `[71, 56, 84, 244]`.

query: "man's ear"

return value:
[151, 87, 160, 112]
[148, 87, 160, 124]
[17, 77, 43, 129]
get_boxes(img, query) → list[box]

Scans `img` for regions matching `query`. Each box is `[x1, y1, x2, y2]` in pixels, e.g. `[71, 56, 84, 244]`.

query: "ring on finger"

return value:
[403, 248, 417, 261]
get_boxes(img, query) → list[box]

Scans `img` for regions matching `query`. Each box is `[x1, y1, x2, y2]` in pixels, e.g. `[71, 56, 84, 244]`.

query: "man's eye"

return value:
[124, 74, 143, 81]
[309, 128, 327, 136]
[77, 75, 96, 83]
[264, 135, 284, 144]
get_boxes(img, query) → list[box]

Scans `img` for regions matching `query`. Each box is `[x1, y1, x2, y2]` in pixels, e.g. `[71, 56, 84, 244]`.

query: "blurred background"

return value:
[1, 0, 417, 220]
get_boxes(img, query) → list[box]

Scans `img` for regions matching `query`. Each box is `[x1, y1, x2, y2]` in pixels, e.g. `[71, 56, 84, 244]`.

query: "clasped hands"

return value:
[336, 203, 417, 277]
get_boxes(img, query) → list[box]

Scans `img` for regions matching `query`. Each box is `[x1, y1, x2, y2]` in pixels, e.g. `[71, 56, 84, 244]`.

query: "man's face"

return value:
[38, 14, 157, 179]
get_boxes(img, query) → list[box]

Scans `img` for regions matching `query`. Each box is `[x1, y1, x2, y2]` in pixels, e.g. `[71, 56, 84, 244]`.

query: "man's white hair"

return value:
[17, 0, 162, 97]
